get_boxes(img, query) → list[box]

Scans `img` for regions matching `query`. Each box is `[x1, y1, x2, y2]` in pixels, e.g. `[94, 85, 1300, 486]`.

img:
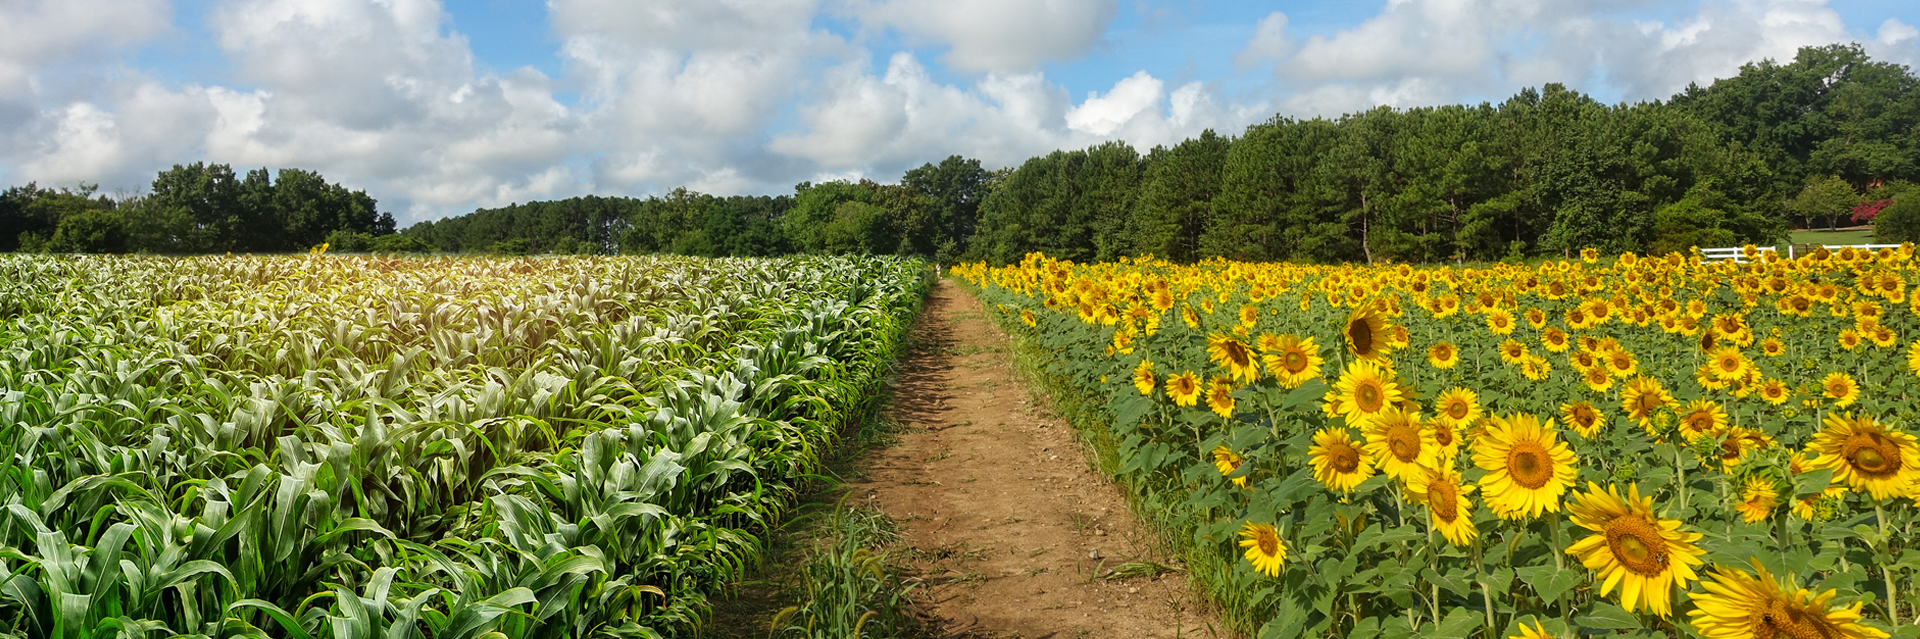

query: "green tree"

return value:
[1787, 175, 1861, 230]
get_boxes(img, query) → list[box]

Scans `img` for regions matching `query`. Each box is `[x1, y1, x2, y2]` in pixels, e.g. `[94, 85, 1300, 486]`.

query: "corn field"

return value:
[0, 254, 928, 638]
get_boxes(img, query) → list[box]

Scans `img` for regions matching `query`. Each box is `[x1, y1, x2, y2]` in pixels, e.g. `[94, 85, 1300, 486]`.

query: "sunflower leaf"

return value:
[1575, 602, 1642, 630]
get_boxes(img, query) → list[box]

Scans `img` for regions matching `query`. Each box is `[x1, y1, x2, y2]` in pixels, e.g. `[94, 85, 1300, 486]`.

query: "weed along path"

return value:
[859, 279, 1215, 638]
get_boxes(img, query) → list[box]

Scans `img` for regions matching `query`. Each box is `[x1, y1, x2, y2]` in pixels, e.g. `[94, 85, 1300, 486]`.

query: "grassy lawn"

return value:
[1788, 227, 1878, 246]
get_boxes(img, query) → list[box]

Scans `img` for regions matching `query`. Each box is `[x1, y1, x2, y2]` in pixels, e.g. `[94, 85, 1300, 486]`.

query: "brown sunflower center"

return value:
[1434, 345, 1454, 360]
[1602, 515, 1670, 577]
[1507, 442, 1553, 489]
[1433, 424, 1454, 447]
[1753, 598, 1832, 639]
[1572, 407, 1596, 429]
[1827, 380, 1850, 396]
[1428, 481, 1460, 523]
[1348, 319, 1374, 355]
[1387, 425, 1421, 462]
[1683, 411, 1713, 434]
[1717, 356, 1740, 373]
[1446, 400, 1470, 420]
[1354, 382, 1384, 413]
[1282, 351, 1308, 373]
[1225, 342, 1252, 367]
[1255, 527, 1280, 556]
[1173, 378, 1196, 395]
[1329, 443, 1360, 473]
[1844, 433, 1899, 477]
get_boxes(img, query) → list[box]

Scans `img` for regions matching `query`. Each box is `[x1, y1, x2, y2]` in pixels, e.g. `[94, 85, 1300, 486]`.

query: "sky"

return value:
[3, 0, 1919, 224]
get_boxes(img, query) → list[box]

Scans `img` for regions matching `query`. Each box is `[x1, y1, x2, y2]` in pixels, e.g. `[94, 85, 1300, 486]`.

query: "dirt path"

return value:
[856, 280, 1215, 638]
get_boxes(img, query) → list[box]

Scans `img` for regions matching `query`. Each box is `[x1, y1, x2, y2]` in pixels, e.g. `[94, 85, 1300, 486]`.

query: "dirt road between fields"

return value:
[856, 279, 1219, 638]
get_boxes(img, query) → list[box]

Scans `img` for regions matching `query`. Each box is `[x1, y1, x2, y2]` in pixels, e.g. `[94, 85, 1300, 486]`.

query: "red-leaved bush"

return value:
[1853, 199, 1891, 223]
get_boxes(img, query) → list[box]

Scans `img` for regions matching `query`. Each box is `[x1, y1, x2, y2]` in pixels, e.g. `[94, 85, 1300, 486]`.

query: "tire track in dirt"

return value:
[856, 279, 1217, 638]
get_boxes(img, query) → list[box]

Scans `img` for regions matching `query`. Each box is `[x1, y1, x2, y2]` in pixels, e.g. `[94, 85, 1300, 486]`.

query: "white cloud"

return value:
[550, 0, 849, 192]
[1066, 71, 1163, 136]
[846, 0, 1118, 72]
[1233, 12, 1292, 70]
[1871, 18, 1920, 66]
[1246, 0, 1865, 117]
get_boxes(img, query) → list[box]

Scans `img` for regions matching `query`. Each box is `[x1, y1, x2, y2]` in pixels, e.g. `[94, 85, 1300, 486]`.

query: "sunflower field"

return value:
[957, 247, 1920, 639]
[0, 253, 927, 638]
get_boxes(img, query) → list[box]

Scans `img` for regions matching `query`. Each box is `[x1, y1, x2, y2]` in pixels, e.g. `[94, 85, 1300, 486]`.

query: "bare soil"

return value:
[856, 279, 1217, 638]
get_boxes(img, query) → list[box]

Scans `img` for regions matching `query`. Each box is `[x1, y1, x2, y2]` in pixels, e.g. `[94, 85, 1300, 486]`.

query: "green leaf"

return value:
[1516, 565, 1585, 604]
[1792, 467, 1835, 497]
[1425, 607, 1482, 638]
[1577, 602, 1643, 630]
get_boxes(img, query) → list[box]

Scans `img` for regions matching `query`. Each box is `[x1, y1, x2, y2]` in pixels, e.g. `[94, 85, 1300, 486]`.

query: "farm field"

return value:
[0, 254, 927, 637]
[958, 247, 1920, 639]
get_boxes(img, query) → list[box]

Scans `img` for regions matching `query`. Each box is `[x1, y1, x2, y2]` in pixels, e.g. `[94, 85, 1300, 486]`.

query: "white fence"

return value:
[1700, 243, 1902, 262]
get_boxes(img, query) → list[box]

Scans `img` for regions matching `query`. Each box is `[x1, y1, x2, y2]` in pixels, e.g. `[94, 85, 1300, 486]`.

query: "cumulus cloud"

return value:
[1244, 0, 1868, 117]
[1233, 12, 1292, 70]
[550, 0, 847, 193]
[846, 0, 1118, 72]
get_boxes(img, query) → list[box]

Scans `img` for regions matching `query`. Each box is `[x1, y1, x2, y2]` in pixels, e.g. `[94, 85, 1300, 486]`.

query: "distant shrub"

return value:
[1872, 193, 1920, 243]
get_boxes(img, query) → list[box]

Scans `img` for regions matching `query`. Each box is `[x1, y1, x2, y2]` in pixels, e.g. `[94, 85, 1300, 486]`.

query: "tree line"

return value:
[6, 43, 1916, 263]
[399, 43, 1920, 265]
[0, 163, 399, 254]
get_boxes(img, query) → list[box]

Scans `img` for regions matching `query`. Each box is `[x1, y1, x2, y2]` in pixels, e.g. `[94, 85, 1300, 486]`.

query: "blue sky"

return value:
[6, 0, 1919, 223]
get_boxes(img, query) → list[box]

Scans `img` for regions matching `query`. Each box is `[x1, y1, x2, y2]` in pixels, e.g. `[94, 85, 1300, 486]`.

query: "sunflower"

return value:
[1167, 371, 1201, 407]
[1474, 413, 1580, 520]
[1541, 326, 1571, 352]
[1821, 372, 1859, 408]
[1560, 401, 1605, 438]
[1757, 378, 1790, 405]
[1238, 303, 1259, 328]
[1212, 445, 1250, 488]
[1364, 407, 1435, 482]
[1263, 334, 1324, 388]
[1565, 483, 1705, 617]
[1581, 366, 1614, 393]
[1132, 359, 1156, 396]
[1406, 465, 1477, 547]
[1332, 359, 1403, 426]
[1839, 328, 1863, 351]
[1238, 521, 1287, 577]
[1676, 399, 1728, 442]
[1427, 341, 1460, 369]
[1486, 307, 1517, 335]
[1688, 564, 1889, 639]
[1733, 475, 1781, 523]
[1429, 418, 1462, 467]
[1520, 355, 1551, 381]
[1181, 304, 1199, 329]
[1309, 426, 1375, 494]
[1713, 426, 1775, 470]
[1433, 387, 1481, 430]
[1206, 376, 1237, 419]
[1343, 306, 1392, 361]
[1602, 348, 1639, 378]
[1020, 308, 1037, 327]
[1706, 346, 1749, 382]
[1760, 337, 1785, 356]
[1497, 339, 1528, 365]
[1208, 333, 1260, 383]
[1807, 412, 1920, 501]
[1908, 339, 1920, 376]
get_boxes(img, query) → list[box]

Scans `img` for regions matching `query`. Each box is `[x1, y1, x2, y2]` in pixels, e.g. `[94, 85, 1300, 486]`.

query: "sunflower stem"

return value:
[1674, 445, 1687, 513]
[1877, 500, 1899, 626]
